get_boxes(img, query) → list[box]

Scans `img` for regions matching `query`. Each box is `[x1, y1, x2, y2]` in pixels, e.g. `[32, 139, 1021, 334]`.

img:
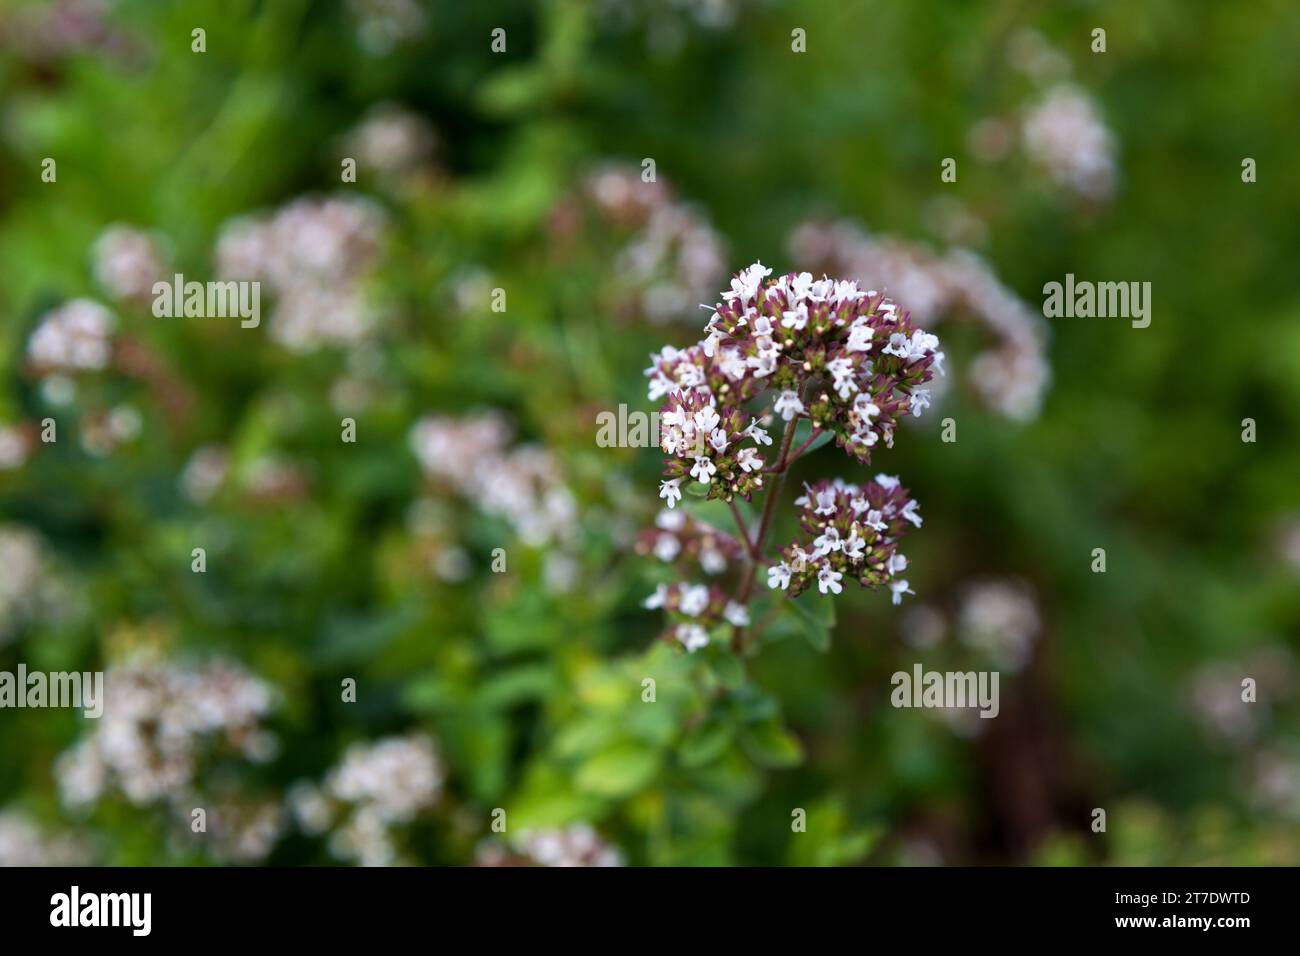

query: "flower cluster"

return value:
[476, 823, 624, 867]
[768, 477, 919, 602]
[409, 413, 578, 549]
[554, 164, 728, 325]
[957, 578, 1041, 672]
[636, 507, 747, 575]
[216, 195, 386, 351]
[342, 102, 437, 180]
[789, 219, 1049, 421]
[289, 733, 443, 867]
[649, 261, 942, 511]
[92, 224, 167, 304]
[26, 298, 115, 374]
[0, 811, 90, 866]
[643, 580, 751, 652]
[56, 658, 278, 810]
[1022, 85, 1117, 203]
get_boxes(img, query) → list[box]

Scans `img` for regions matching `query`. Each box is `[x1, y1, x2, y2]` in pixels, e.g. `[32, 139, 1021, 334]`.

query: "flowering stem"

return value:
[784, 428, 822, 468]
[726, 499, 757, 559]
[731, 415, 798, 651]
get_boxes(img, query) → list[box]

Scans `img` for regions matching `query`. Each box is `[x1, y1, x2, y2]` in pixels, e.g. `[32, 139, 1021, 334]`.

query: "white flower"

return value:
[901, 499, 922, 527]
[679, 584, 710, 617]
[653, 534, 681, 562]
[842, 531, 865, 562]
[882, 332, 910, 357]
[909, 389, 931, 417]
[827, 357, 858, 401]
[724, 602, 750, 627]
[709, 428, 730, 453]
[736, 448, 762, 473]
[875, 473, 901, 490]
[781, 303, 808, 330]
[659, 478, 683, 508]
[744, 421, 772, 446]
[887, 552, 908, 575]
[814, 489, 837, 516]
[790, 272, 814, 301]
[700, 545, 726, 575]
[846, 322, 874, 352]
[724, 261, 773, 304]
[889, 579, 915, 606]
[643, 584, 668, 609]
[817, 566, 843, 595]
[693, 406, 720, 434]
[675, 624, 709, 652]
[690, 456, 716, 484]
[655, 508, 686, 531]
[767, 562, 792, 590]
[813, 526, 842, 556]
[773, 390, 805, 422]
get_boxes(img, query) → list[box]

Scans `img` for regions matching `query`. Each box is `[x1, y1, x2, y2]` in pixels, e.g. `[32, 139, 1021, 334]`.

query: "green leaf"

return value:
[677, 720, 734, 768]
[701, 639, 744, 689]
[478, 665, 557, 710]
[785, 595, 837, 652]
[739, 720, 805, 768]
[574, 743, 662, 797]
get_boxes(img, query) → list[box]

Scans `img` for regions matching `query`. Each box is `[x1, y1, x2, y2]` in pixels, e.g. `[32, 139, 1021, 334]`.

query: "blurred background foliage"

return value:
[0, 0, 1297, 866]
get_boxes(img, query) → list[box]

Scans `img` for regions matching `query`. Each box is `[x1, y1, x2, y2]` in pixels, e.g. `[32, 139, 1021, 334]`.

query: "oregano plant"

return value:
[642, 262, 943, 656]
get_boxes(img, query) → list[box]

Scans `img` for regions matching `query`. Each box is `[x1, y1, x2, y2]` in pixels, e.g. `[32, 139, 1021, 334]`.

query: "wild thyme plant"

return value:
[643, 262, 943, 655]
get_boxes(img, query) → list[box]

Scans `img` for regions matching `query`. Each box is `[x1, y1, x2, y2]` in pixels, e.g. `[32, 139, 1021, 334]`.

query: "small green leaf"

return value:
[740, 720, 804, 768]
[575, 743, 661, 797]
[703, 642, 745, 689]
[678, 720, 733, 768]
[785, 595, 836, 652]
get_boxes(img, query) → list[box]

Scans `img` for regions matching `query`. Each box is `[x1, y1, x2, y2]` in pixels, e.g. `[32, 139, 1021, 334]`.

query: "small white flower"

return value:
[767, 562, 792, 590]
[675, 624, 709, 652]
[889, 579, 915, 606]
[690, 456, 716, 484]
[773, 390, 805, 422]
[909, 389, 931, 417]
[700, 545, 727, 575]
[724, 602, 750, 627]
[744, 421, 772, 446]
[846, 322, 874, 352]
[693, 406, 720, 434]
[827, 357, 858, 401]
[736, 447, 762, 473]
[679, 584, 710, 617]
[817, 565, 843, 595]
[659, 478, 683, 508]
[655, 508, 686, 531]
[814, 489, 837, 516]
[724, 261, 773, 304]
[643, 584, 668, 609]
[887, 552, 908, 575]
[875, 473, 901, 490]
[882, 332, 911, 357]
[781, 303, 808, 330]
[901, 499, 922, 528]
[654, 534, 681, 562]
[709, 428, 730, 453]
[814, 526, 842, 556]
[842, 531, 865, 562]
